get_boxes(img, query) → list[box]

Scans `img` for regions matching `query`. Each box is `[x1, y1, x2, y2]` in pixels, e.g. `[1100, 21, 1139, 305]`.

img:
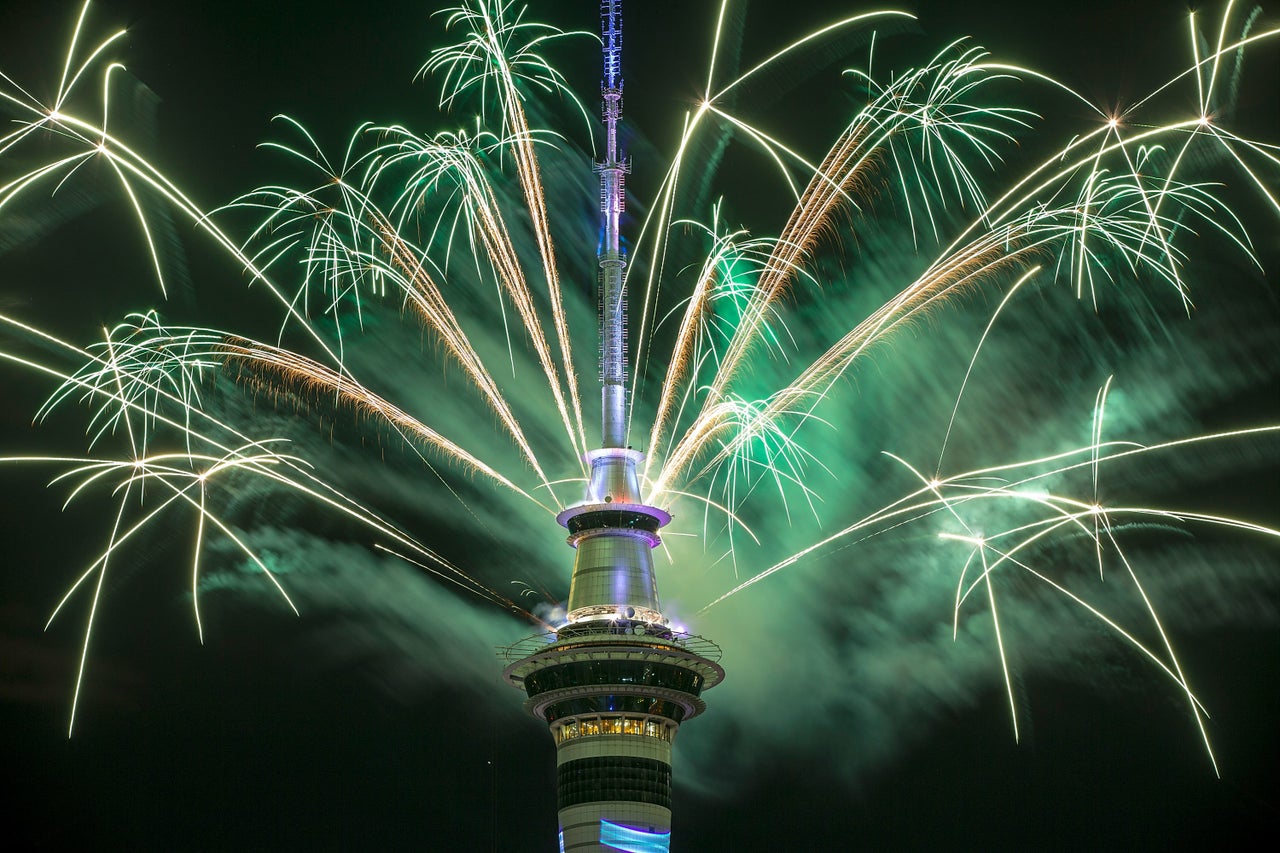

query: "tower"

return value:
[501, 3, 723, 851]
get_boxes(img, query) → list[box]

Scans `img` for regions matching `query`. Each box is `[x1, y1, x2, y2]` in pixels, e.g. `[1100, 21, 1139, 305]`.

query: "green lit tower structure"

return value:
[501, 3, 724, 850]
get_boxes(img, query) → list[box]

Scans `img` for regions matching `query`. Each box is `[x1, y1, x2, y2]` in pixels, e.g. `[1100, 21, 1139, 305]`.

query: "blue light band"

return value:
[600, 819, 671, 853]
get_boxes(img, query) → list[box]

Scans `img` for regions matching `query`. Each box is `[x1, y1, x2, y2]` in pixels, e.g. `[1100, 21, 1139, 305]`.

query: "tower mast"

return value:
[502, 3, 723, 851]
[598, 0, 628, 449]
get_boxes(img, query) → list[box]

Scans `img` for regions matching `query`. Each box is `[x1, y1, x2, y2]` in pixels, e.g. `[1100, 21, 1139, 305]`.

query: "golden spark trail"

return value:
[377, 133, 585, 470]
[219, 337, 549, 511]
[647, 44, 1034, 495]
[424, 0, 593, 459]
[376, 224, 554, 494]
[631, 10, 916, 456]
[1, 317, 458, 581]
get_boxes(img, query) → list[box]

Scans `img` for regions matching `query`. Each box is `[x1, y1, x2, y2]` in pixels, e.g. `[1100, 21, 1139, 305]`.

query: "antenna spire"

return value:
[598, 0, 630, 448]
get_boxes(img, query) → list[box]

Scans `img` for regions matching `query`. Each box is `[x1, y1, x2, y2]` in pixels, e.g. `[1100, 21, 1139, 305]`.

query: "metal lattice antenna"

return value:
[597, 0, 630, 448]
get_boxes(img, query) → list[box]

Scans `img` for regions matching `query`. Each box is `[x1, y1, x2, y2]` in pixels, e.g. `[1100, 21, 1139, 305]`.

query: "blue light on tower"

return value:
[600, 820, 672, 853]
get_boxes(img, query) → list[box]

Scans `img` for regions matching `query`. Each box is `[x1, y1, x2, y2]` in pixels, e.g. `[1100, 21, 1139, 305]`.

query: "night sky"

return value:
[2, 1, 1278, 851]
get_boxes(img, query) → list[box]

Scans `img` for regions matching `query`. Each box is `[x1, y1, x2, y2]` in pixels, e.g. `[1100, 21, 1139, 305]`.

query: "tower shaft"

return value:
[598, 0, 629, 449]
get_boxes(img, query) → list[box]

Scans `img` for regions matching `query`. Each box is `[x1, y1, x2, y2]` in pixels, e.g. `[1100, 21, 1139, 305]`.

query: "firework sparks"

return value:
[1, 0, 1277, 799]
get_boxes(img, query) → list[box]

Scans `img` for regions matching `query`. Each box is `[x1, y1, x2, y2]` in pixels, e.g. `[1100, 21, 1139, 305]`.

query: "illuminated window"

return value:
[554, 715, 675, 744]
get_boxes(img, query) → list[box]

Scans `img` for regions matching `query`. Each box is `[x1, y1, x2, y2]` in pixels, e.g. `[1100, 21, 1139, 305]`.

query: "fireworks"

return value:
[1, 0, 1277, 816]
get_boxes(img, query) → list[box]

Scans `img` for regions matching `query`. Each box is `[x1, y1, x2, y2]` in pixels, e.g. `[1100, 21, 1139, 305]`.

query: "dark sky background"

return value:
[1, 1, 1278, 851]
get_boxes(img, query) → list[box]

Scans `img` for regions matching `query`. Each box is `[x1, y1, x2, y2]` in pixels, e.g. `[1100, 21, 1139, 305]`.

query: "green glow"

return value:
[0, 1, 1276, 781]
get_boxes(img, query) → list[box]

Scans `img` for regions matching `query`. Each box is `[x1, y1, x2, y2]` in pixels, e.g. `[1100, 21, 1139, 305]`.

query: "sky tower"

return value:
[502, 2, 724, 850]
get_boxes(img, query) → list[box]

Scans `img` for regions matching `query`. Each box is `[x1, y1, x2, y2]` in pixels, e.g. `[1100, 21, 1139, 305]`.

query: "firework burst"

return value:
[1, 1, 1277, 822]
